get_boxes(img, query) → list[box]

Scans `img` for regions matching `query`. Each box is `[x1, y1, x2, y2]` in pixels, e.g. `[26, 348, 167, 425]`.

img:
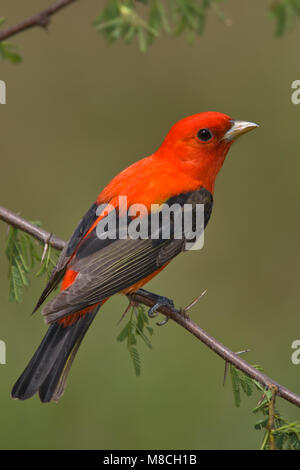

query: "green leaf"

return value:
[94, 0, 228, 51]
[230, 365, 241, 408]
[0, 42, 22, 63]
[116, 304, 154, 376]
[254, 417, 269, 430]
[252, 387, 273, 413]
[137, 26, 147, 52]
[270, 0, 300, 36]
[135, 324, 152, 349]
[146, 326, 154, 336]
[117, 321, 132, 342]
[128, 328, 137, 346]
[5, 223, 59, 302]
[8, 265, 24, 303]
[129, 346, 141, 376]
[237, 370, 254, 396]
[136, 307, 145, 332]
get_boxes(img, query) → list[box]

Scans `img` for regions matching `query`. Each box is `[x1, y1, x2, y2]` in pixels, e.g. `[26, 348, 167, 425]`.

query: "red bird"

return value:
[12, 112, 258, 402]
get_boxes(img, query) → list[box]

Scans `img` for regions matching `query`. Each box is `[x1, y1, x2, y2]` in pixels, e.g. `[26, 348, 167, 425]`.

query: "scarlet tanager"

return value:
[12, 112, 258, 402]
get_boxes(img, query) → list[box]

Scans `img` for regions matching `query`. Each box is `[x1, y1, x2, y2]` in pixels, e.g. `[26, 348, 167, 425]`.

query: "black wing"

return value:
[33, 202, 99, 311]
[42, 188, 213, 323]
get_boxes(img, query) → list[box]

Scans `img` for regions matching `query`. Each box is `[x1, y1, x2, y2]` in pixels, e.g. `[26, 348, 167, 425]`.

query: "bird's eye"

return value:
[197, 128, 213, 142]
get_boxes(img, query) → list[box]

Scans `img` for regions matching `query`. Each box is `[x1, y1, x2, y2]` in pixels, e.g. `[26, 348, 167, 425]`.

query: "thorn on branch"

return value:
[118, 298, 137, 325]
[0, 0, 77, 43]
[255, 392, 267, 409]
[37, 13, 51, 29]
[41, 233, 52, 263]
[223, 349, 251, 386]
[182, 289, 208, 316]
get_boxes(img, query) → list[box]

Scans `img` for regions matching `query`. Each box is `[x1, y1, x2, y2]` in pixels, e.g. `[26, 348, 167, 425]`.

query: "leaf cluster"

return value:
[229, 363, 300, 450]
[1, 1, 300, 62]
[117, 303, 154, 376]
[94, 0, 225, 52]
[5, 225, 59, 303]
[0, 18, 22, 63]
[270, 0, 300, 36]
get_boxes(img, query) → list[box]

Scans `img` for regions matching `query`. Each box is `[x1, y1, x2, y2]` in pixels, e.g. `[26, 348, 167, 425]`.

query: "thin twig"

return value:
[1, 206, 300, 409]
[267, 385, 278, 450]
[0, 0, 78, 42]
[0, 206, 64, 250]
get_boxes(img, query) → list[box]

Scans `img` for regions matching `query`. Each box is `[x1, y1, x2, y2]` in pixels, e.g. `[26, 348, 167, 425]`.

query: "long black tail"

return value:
[11, 308, 99, 402]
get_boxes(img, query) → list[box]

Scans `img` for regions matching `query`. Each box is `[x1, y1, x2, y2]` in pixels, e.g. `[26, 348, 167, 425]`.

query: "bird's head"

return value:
[157, 112, 258, 192]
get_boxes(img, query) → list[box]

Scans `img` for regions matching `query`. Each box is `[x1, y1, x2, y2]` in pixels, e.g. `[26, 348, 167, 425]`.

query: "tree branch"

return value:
[0, 206, 64, 250]
[1, 206, 300, 408]
[0, 0, 78, 42]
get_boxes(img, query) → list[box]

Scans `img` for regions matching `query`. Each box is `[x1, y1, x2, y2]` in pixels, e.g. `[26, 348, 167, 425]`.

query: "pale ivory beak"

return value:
[223, 120, 259, 141]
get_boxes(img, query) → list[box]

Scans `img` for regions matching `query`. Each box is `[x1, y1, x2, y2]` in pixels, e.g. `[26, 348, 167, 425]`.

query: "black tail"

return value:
[11, 308, 99, 402]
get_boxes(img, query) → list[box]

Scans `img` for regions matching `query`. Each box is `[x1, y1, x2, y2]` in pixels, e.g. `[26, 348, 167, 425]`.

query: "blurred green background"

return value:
[0, 0, 300, 450]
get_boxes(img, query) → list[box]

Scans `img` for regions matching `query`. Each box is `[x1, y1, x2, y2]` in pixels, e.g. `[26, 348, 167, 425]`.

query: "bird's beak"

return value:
[223, 120, 259, 141]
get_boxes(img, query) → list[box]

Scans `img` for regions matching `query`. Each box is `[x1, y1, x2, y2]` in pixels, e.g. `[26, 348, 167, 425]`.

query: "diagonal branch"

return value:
[1, 205, 300, 408]
[0, 206, 64, 250]
[0, 0, 78, 42]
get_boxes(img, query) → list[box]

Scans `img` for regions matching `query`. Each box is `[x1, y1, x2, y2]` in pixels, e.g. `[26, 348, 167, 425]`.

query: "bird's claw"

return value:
[148, 296, 174, 317]
[156, 315, 169, 326]
[148, 295, 174, 326]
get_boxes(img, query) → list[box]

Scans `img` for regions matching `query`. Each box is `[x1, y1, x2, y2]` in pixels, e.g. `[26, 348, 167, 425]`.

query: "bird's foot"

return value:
[148, 294, 174, 317]
[131, 289, 175, 326]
